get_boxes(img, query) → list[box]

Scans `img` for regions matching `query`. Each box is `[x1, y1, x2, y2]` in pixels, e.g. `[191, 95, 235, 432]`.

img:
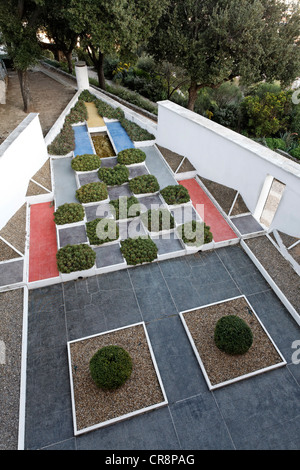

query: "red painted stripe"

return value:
[29, 202, 59, 282]
[178, 179, 237, 243]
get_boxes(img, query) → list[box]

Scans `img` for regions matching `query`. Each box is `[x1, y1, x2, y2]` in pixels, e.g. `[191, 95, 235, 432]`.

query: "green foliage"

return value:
[71, 154, 101, 172]
[142, 209, 175, 233]
[117, 148, 146, 165]
[265, 138, 286, 151]
[86, 218, 119, 245]
[75, 182, 108, 203]
[105, 83, 158, 115]
[290, 148, 300, 160]
[56, 243, 96, 273]
[120, 236, 158, 265]
[98, 164, 129, 186]
[89, 345, 133, 390]
[241, 91, 291, 137]
[129, 174, 159, 194]
[160, 185, 190, 205]
[214, 315, 253, 356]
[54, 203, 84, 225]
[47, 100, 88, 155]
[177, 221, 213, 247]
[109, 196, 141, 220]
[119, 118, 155, 141]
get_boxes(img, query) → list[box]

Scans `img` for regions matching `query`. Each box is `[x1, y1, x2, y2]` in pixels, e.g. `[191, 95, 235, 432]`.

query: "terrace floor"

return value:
[24, 245, 300, 450]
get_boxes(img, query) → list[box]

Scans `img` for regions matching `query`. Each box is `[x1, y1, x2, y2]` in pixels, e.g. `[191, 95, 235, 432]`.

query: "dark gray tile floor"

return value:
[58, 224, 87, 247]
[0, 259, 24, 287]
[108, 183, 133, 200]
[25, 244, 300, 450]
[85, 202, 113, 222]
[129, 164, 149, 179]
[78, 171, 101, 187]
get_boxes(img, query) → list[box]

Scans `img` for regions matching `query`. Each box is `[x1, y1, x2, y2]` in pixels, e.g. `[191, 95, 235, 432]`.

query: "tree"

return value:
[67, 0, 169, 90]
[39, 0, 78, 73]
[147, 0, 300, 111]
[0, 0, 42, 112]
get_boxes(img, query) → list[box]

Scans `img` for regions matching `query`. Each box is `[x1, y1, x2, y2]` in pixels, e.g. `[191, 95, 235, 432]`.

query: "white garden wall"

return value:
[0, 113, 48, 230]
[157, 101, 300, 238]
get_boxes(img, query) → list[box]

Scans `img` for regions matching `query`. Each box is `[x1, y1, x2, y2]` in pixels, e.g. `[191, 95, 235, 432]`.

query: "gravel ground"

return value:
[69, 323, 165, 432]
[245, 236, 300, 313]
[26, 180, 49, 197]
[31, 159, 52, 192]
[182, 296, 284, 387]
[0, 288, 24, 450]
[156, 145, 195, 173]
[0, 239, 20, 262]
[0, 204, 27, 255]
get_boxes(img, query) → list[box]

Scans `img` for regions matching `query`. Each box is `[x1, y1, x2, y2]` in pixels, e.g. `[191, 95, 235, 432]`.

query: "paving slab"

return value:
[129, 164, 149, 179]
[171, 205, 202, 225]
[85, 202, 113, 222]
[52, 157, 78, 207]
[137, 194, 165, 212]
[118, 218, 147, 240]
[0, 259, 23, 287]
[143, 145, 178, 189]
[58, 225, 87, 248]
[107, 183, 133, 200]
[151, 232, 185, 256]
[231, 214, 265, 235]
[94, 243, 124, 269]
[100, 156, 118, 168]
[77, 171, 100, 187]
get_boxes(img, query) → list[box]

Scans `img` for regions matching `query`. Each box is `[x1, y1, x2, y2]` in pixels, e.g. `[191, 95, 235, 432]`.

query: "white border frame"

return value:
[179, 295, 287, 391]
[67, 321, 168, 436]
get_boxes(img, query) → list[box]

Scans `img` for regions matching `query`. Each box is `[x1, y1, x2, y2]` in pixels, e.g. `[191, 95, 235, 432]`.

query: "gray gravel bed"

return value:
[245, 236, 300, 313]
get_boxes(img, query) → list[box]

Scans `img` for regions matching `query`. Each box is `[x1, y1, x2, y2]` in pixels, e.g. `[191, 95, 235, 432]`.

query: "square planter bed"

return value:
[176, 220, 214, 255]
[67, 322, 168, 435]
[109, 196, 141, 222]
[71, 154, 101, 173]
[129, 175, 160, 198]
[171, 205, 202, 227]
[141, 208, 176, 237]
[54, 203, 87, 230]
[56, 243, 97, 282]
[86, 218, 120, 247]
[180, 296, 286, 391]
[117, 148, 147, 166]
[76, 182, 109, 206]
[160, 185, 192, 209]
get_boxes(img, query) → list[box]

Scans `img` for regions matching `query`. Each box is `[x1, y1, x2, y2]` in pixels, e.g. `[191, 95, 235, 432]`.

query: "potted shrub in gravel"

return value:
[214, 315, 253, 355]
[76, 182, 108, 204]
[71, 154, 101, 172]
[120, 236, 158, 265]
[56, 243, 96, 279]
[141, 208, 175, 234]
[109, 196, 141, 220]
[129, 174, 160, 195]
[160, 185, 191, 207]
[177, 220, 213, 253]
[89, 345, 133, 390]
[86, 218, 119, 245]
[98, 164, 129, 186]
[54, 203, 85, 226]
[117, 148, 146, 165]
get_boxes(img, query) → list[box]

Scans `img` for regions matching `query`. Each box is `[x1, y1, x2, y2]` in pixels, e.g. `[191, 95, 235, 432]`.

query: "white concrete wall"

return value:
[0, 113, 48, 229]
[157, 101, 300, 238]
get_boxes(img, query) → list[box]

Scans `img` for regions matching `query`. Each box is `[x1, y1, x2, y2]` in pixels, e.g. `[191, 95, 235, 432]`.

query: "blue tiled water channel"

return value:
[73, 124, 94, 156]
[106, 121, 135, 153]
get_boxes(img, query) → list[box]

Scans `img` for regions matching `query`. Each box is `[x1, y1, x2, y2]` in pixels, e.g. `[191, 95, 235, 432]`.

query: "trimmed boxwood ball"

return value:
[117, 148, 146, 165]
[120, 236, 158, 265]
[177, 221, 213, 246]
[129, 174, 160, 194]
[214, 315, 253, 355]
[56, 244, 96, 273]
[160, 185, 190, 205]
[98, 164, 129, 186]
[54, 203, 84, 225]
[76, 182, 108, 203]
[71, 154, 101, 172]
[89, 345, 133, 390]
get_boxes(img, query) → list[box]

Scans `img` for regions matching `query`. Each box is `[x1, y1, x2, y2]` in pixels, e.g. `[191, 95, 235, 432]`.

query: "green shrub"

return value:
[117, 148, 146, 165]
[265, 138, 286, 151]
[98, 164, 129, 185]
[71, 154, 101, 172]
[142, 208, 175, 232]
[89, 345, 133, 390]
[86, 218, 119, 245]
[54, 203, 85, 225]
[290, 147, 300, 160]
[120, 237, 158, 265]
[109, 196, 141, 220]
[177, 221, 213, 246]
[214, 315, 253, 355]
[119, 117, 155, 141]
[129, 174, 159, 194]
[56, 244, 96, 273]
[160, 185, 190, 205]
[76, 182, 108, 203]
